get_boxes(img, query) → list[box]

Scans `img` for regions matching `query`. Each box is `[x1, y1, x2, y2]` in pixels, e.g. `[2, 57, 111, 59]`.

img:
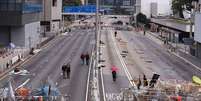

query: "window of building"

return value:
[52, 0, 57, 7]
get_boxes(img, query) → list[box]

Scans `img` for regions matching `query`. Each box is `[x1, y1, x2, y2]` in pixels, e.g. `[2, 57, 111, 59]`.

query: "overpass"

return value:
[100, 5, 135, 9]
[62, 12, 95, 15]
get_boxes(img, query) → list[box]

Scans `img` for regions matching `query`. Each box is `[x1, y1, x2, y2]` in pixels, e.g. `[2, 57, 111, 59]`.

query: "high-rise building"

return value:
[150, 2, 158, 17]
[41, 0, 62, 35]
[0, 0, 42, 48]
[194, 0, 201, 59]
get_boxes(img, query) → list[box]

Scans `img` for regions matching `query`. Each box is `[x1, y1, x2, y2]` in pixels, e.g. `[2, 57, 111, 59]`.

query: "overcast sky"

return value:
[141, 0, 172, 17]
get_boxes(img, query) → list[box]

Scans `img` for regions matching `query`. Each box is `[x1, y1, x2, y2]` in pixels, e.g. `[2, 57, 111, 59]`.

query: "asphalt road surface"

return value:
[100, 28, 201, 101]
[117, 30, 201, 81]
[100, 29, 130, 101]
[0, 29, 95, 101]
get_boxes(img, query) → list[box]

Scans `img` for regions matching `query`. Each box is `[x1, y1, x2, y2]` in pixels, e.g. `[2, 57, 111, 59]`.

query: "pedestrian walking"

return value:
[143, 74, 148, 87]
[62, 64, 67, 79]
[80, 53, 85, 65]
[66, 63, 71, 79]
[85, 52, 90, 65]
[114, 31, 117, 37]
[111, 66, 118, 82]
[6, 63, 9, 69]
[143, 30, 146, 36]
[137, 75, 141, 90]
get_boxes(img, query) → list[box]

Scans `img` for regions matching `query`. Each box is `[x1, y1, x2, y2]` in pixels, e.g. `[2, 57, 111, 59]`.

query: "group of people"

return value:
[137, 74, 148, 90]
[62, 63, 71, 79]
[61, 52, 90, 79]
[137, 74, 160, 90]
[80, 53, 90, 65]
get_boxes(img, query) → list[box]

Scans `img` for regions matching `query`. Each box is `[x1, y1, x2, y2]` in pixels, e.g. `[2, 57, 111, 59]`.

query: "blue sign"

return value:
[63, 5, 97, 13]
[23, 3, 42, 13]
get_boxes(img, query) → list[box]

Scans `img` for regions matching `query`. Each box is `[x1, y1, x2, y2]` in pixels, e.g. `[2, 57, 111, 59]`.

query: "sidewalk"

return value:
[146, 30, 201, 69]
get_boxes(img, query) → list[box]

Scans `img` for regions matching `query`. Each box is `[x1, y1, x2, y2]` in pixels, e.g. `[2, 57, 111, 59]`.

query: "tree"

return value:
[136, 13, 148, 24]
[136, 13, 150, 28]
[171, 0, 198, 18]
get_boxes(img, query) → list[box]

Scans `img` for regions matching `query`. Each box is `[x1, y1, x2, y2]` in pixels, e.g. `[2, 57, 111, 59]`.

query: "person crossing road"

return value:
[111, 66, 118, 82]
[80, 53, 85, 65]
[62, 63, 71, 79]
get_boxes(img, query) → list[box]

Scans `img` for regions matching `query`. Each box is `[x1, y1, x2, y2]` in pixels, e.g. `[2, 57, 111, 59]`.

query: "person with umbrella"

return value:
[111, 65, 118, 82]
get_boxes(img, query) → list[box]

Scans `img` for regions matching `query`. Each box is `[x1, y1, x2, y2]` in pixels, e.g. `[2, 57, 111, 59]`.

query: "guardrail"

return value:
[85, 44, 101, 101]
[85, 46, 95, 101]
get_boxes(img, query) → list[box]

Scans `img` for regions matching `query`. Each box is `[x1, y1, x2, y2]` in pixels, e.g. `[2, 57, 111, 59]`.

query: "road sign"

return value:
[183, 38, 194, 45]
[63, 5, 96, 13]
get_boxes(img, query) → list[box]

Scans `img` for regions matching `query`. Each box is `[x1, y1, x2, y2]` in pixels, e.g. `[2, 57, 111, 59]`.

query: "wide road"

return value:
[100, 29, 131, 101]
[0, 29, 95, 101]
[117, 30, 201, 81]
[100, 28, 201, 101]
[99, 16, 201, 101]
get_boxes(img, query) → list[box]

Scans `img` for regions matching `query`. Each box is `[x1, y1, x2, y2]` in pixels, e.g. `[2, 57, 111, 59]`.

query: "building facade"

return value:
[0, 0, 42, 48]
[41, 0, 62, 36]
[194, 0, 201, 59]
[150, 2, 157, 17]
[141, 0, 171, 18]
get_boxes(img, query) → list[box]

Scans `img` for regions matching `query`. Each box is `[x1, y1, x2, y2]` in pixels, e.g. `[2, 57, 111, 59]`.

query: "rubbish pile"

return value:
[134, 80, 201, 101]
[121, 74, 201, 101]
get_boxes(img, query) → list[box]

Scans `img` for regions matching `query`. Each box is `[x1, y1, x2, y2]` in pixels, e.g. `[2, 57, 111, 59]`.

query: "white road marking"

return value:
[109, 30, 136, 88]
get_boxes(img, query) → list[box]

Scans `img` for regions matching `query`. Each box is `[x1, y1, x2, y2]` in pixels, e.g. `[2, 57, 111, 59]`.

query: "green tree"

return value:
[171, 0, 198, 18]
[136, 13, 148, 24]
[136, 13, 150, 28]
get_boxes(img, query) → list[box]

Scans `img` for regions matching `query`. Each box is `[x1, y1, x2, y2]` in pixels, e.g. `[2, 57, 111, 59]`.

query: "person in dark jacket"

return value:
[137, 75, 141, 90]
[114, 31, 117, 37]
[143, 74, 148, 87]
[80, 53, 85, 65]
[66, 63, 71, 79]
[62, 64, 67, 79]
[85, 52, 90, 65]
[62, 63, 71, 79]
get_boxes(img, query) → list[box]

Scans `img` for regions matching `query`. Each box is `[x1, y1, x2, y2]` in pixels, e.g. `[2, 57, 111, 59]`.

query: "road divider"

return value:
[109, 30, 136, 88]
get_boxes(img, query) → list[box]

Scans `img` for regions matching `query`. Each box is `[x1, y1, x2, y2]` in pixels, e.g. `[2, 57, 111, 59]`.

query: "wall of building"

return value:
[136, 0, 141, 14]
[0, 27, 10, 46]
[195, 13, 201, 43]
[141, 0, 171, 18]
[11, 26, 25, 47]
[51, 0, 62, 20]
[41, 0, 52, 21]
[10, 22, 40, 48]
[196, 42, 201, 59]
[51, 21, 60, 33]
[24, 21, 40, 48]
[150, 2, 157, 17]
